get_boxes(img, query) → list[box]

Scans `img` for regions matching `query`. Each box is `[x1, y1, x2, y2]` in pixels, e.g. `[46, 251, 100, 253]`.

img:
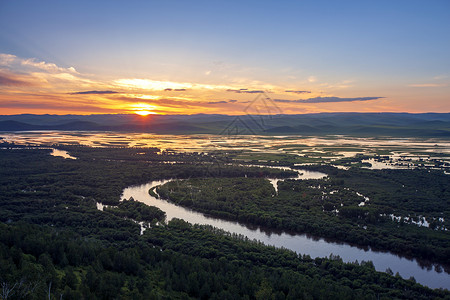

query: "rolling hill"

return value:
[0, 113, 449, 137]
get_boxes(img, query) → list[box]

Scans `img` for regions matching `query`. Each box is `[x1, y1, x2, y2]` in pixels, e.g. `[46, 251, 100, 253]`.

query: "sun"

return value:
[135, 110, 153, 116]
[130, 103, 158, 116]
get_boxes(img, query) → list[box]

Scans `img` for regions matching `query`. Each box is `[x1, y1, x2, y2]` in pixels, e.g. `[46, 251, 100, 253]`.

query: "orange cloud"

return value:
[0, 70, 36, 87]
[2, 52, 442, 115]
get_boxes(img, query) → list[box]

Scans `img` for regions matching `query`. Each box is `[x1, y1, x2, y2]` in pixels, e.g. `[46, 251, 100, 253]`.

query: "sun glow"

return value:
[114, 78, 241, 91]
[115, 79, 193, 91]
[135, 110, 153, 116]
[130, 103, 158, 115]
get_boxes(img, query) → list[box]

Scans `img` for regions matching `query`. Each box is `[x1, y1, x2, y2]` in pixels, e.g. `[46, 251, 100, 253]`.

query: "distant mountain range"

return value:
[0, 113, 449, 137]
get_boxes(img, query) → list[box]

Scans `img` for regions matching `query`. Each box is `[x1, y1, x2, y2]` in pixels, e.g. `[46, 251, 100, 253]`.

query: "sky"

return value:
[0, 0, 449, 115]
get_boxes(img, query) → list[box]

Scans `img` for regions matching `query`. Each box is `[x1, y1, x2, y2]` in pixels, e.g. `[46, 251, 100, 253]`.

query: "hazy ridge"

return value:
[0, 113, 449, 137]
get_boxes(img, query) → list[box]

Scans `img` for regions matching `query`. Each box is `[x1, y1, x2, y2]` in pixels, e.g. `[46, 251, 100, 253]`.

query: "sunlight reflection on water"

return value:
[2, 131, 450, 155]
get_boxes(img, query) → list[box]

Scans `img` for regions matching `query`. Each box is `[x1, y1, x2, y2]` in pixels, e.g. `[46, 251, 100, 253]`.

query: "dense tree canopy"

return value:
[0, 145, 449, 299]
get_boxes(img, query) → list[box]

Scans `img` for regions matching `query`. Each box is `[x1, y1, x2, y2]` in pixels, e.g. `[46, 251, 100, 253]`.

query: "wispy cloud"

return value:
[274, 96, 384, 103]
[164, 88, 187, 92]
[69, 90, 118, 95]
[409, 83, 448, 88]
[0, 53, 94, 92]
[0, 71, 35, 86]
[285, 90, 311, 94]
[0, 53, 78, 74]
[226, 89, 265, 93]
[0, 52, 394, 115]
[114, 78, 235, 91]
[408, 75, 449, 88]
[113, 95, 205, 108]
[0, 100, 119, 113]
[207, 100, 228, 104]
[433, 75, 448, 80]
[0, 54, 17, 66]
[308, 76, 317, 83]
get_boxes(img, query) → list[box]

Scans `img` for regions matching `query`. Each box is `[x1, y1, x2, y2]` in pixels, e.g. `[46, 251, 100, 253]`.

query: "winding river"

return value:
[119, 168, 450, 290]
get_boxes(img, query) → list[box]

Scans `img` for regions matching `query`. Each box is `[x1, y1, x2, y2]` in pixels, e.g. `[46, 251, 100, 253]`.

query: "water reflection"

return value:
[50, 149, 77, 159]
[2, 132, 450, 155]
[121, 177, 449, 290]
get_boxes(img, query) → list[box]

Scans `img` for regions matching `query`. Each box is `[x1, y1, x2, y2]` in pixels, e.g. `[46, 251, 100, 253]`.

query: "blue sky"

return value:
[0, 0, 449, 114]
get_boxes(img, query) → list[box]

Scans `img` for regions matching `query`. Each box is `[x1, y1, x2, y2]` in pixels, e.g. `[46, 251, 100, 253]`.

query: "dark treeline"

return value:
[0, 146, 449, 299]
[2, 220, 449, 299]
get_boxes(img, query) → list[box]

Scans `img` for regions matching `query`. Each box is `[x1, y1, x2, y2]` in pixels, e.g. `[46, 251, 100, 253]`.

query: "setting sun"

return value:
[134, 110, 153, 116]
[130, 103, 158, 116]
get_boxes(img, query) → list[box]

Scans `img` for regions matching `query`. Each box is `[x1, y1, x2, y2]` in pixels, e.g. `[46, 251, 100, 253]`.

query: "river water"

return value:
[121, 175, 450, 290]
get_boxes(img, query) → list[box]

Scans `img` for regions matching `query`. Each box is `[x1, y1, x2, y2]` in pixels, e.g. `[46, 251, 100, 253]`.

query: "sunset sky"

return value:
[0, 0, 449, 115]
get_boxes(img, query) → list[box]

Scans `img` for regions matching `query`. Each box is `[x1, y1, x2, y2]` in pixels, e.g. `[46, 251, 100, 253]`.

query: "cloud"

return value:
[433, 75, 448, 80]
[285, 90, 311, 94]
[1, 53, 279, 115]
[0, 53, 78, 74]
[0, 53, 94, 92]
[205, 99, 245, 104]
[69, 90, 118, 95]
[308, 76, 317, 83]
[409, 83, 447, 88]
[226, 89, 265, 93]
[115, 79, 195, 91]
[114, 96, 205, 108]
[0, 71, 34, 86]
[0, 100, 118, 113]
[114, 78, 238, 92]
[21, 58, 78, 74]
[164, 88, 187, 91]
[274, 96, 384, 103]
[207, 100, 228, 104]
[408, 76, 449, 88]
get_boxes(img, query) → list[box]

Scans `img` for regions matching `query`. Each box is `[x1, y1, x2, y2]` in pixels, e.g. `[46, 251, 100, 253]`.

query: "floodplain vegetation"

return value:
[0, 143, 449, 299]
[158, 167, 450, 267]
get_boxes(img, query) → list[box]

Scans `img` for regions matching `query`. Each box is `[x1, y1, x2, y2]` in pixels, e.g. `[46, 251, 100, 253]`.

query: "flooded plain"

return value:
[2, 131, 450, 170]
[3, 131, 450, 174]
[2, 131, 450, 289]
[2, 131, 450, 153]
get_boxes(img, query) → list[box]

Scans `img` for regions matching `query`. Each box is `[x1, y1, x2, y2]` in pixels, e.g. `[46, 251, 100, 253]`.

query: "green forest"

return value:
[0, 145, 449, 299]
[158, 167, 450, 266]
